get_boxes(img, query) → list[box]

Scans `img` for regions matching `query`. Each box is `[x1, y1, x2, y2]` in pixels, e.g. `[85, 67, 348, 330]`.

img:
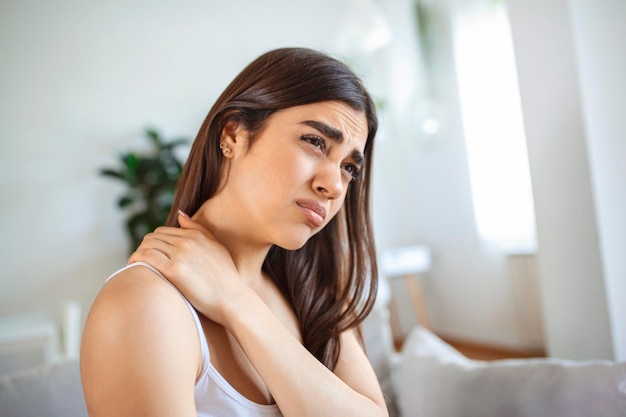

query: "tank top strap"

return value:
[106, 262, 210, 377]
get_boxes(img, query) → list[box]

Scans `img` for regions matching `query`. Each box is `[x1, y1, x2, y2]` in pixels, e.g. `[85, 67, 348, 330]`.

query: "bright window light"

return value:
[453, 4, 537, 253]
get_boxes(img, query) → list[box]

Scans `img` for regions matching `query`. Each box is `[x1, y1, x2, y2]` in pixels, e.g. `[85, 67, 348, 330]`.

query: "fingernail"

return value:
[178, 209, 189, 218]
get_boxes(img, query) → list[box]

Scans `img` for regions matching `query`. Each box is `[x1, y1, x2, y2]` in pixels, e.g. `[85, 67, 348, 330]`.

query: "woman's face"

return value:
[225, 100, 369, 250]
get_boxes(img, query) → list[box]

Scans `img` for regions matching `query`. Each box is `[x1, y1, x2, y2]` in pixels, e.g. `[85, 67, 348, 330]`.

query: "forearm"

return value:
[224, 289, 387, 417]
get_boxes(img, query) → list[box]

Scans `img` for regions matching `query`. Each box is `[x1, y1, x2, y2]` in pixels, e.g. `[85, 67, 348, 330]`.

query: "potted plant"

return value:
[100, 128, 188, 253]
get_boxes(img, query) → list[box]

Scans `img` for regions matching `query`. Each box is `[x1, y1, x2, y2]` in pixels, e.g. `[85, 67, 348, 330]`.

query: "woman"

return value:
[80, 47, 388, 417]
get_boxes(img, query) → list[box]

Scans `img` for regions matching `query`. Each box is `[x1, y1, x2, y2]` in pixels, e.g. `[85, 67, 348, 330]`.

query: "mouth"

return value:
[296, 199, 327, 228]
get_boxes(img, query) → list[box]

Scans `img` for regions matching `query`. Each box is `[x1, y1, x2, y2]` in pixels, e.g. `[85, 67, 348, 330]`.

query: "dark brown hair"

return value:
[167, 47, 378, 370]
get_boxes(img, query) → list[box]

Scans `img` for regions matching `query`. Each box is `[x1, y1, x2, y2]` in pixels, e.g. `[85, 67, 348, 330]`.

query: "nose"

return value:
[313, 161, 344, 199]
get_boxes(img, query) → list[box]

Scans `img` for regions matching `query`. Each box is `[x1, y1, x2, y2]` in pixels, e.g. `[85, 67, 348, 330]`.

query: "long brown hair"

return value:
[167, 47, 378, 370]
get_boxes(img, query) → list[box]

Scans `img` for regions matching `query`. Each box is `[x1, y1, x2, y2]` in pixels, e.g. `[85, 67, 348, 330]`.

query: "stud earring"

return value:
[219, 142, 231, 155]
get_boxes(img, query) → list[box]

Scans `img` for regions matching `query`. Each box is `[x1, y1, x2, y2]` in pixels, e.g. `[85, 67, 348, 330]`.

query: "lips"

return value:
[296, 199, 327, 228]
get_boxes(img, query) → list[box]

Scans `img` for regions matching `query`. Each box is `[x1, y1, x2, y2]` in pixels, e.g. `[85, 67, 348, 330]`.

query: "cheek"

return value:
[244, 151, 312, 204]
[327, 194, 348, 221]
[276, 151, 315, 184]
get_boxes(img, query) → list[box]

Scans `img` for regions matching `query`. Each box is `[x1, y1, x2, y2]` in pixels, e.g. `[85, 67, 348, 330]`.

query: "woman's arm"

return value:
[129, 213, 389, 417]
[225, 286, 389, 417]
[80, 266, 201, 417]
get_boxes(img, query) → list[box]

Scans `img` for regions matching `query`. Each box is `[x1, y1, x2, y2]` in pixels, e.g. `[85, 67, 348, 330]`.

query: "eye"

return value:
[342, 163, 362, 182]
[301, 135, 326, 152]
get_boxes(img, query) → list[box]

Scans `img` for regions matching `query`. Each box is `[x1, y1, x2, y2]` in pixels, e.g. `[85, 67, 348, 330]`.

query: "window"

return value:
[452, 3, 537, 252]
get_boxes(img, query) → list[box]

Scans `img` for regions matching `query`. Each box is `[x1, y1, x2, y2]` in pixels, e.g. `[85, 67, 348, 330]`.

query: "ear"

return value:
[220, 119, 248, 158]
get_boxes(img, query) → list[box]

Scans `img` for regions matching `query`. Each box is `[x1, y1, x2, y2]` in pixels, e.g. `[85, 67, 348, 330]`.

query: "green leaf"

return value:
[100, 126, 190, 253]
[123, 153, 139, 171]
[100, 168, 125, 181]
[144, 128, 162, 149]
[117, 195, 134, 208]
[121, 154, 139, 185]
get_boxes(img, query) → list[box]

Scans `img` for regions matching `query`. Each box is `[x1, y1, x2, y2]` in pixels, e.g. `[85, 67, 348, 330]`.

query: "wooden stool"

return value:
[381, 246, 432, 346]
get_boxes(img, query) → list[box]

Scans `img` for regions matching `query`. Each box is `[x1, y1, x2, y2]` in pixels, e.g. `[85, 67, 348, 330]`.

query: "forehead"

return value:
[272, 101, 369, 150]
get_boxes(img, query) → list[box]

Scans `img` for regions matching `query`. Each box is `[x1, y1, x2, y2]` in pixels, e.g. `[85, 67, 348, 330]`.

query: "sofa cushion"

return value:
[0, 359, 88, 417]
[395, 326, 626, 417]
[362, 302, 399, 417]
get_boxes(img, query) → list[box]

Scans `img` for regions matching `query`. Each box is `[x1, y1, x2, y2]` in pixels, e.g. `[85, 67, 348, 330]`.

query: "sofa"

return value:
[1, 307, 625, 417]
[361, 301, 626, 417]
[0, 359, 87, 417]
[394, 325, 626, 417]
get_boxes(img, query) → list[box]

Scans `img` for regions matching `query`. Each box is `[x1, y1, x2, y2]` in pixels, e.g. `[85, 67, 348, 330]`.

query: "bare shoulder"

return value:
[80, 264, 200, 417]
[93, 264, 188, 314]
[84, 265, 199, 345]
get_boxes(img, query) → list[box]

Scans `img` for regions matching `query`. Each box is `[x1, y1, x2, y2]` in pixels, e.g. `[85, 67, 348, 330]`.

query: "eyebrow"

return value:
[300, 120, 365, 166]
[352, 150, 365, 166]
[301, 120, 344, 142]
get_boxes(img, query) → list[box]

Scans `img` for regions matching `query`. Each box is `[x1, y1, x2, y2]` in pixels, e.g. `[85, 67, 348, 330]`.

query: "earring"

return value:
[219, 142, 231, 155]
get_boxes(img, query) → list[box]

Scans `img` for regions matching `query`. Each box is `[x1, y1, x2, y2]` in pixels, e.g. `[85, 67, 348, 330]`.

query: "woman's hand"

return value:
[128, 211, 246, 325]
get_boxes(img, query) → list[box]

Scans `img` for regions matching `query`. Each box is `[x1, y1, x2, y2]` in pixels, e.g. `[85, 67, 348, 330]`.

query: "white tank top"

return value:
[107, 262, 283, 417]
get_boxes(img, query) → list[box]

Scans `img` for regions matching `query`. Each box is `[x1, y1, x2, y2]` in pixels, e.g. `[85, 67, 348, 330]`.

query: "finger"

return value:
[136, 234, 174, 253]
[142, 223, 201, 245]
[135, 234, 177, 259]
[178, 210, 217, 239]
[128, 245, 172, 266]
[151, 225, 188, 237]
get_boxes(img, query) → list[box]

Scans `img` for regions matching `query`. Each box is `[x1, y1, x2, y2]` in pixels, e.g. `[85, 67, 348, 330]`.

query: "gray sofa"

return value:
[356, 268, 626, 417]
[0, 360, 87, 417]
[1, 307, 625, 417]
[392, 326, 626, 417]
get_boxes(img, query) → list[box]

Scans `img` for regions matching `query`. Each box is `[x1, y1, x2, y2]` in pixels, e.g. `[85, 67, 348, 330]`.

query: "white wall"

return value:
[0, 0, 523, 352]
[1, 0, 623, 360]
[506, 0, 626, 360]
[383, 0, 626, 359]
[569, 0, 626, 361]
[376, 0, 523, 349]
[0, 0, 347, 318]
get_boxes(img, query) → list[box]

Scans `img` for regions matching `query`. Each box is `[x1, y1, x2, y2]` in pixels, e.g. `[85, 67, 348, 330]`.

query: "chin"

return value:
[273, 230, 317, 251]
[275, 239, 309, 251]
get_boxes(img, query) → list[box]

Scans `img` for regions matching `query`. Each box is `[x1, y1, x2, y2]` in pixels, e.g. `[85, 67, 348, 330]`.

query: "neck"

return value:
[191, 198, 271, 287]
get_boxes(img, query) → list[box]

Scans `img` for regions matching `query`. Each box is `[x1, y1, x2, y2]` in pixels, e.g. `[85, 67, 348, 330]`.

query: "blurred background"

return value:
[1, 0, 624, 375]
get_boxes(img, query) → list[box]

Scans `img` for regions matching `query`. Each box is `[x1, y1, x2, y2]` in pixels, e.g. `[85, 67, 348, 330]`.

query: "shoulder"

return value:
[89, 264, 199, 338]
[80, 264, 200, 416]
[98, 263, 190, 313]
[83, 263, 201, 358]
